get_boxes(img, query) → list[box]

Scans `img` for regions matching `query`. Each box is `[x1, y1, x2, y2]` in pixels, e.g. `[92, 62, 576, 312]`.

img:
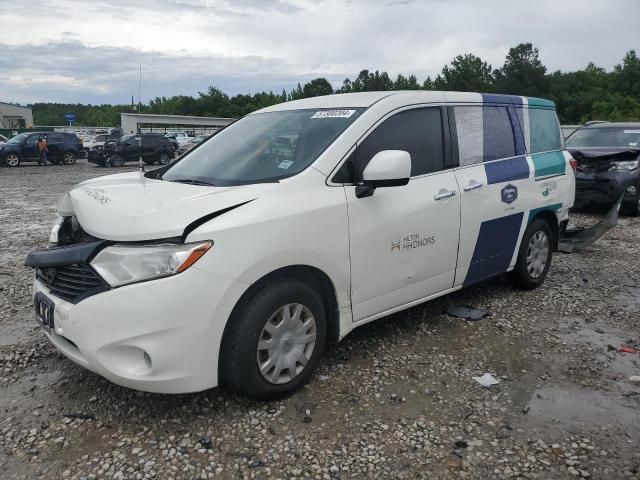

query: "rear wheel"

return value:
[4, 153, 20, 167]
[220, 279, 327, 400]
[157, 151, 171, 165]
[509, 218, 553, 290]
[62, 151, 76, 165]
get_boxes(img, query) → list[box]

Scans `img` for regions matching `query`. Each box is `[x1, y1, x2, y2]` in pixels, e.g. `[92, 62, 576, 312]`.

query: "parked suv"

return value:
[26, 91, 575, 399]
[88, 133, 174, 167]
[0, 132, 83, 167]
[566, 122, 640, 216]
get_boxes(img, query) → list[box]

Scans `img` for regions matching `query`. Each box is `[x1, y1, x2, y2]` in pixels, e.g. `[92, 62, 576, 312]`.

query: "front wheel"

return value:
[110, 154, 125, 167]
[621, 195, 640, 217]
[220, 279, 327, 400]
[509, 218, 553, 290]
[4, 153, 20, 167]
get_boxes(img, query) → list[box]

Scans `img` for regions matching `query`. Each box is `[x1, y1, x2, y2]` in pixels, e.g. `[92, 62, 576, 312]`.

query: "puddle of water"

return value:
[526, 386, 640, 440]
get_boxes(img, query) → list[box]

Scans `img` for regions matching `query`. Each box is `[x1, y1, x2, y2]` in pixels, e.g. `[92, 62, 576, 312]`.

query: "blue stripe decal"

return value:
[484, 156, 529, 185]
[463, 212, 524, 286]
[480, 93, 523, 105]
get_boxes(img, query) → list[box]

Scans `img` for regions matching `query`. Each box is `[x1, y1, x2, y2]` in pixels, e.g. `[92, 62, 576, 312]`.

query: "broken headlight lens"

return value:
[49, 215, 65, 246]
[91, 241, 213, 287]
[609, 160, 639, 171]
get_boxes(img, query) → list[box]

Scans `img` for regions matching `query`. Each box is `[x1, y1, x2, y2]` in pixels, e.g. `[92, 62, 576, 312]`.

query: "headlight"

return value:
[49, 215, 65, 245]
[91, 241, 213, 287]
[609, 160, 639, 171]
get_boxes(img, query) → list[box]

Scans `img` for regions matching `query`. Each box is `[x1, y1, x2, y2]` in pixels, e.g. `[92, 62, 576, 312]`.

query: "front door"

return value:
[345, 107, 461, 322]
[23, 134, 40, 161]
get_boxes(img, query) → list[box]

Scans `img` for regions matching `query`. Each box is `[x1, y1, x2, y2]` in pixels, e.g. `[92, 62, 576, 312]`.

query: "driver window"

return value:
[355, 107, 445, 180]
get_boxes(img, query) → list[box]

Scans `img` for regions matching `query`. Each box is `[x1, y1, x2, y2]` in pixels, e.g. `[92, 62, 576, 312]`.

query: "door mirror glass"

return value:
[362, 150, 411, 186]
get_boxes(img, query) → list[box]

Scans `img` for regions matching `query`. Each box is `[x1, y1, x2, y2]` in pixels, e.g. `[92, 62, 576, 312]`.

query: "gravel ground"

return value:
[1, 160, 639, 480]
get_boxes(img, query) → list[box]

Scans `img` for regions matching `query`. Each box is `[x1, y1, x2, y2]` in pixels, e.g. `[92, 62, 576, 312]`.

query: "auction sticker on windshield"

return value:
[311, 110, 356, 119]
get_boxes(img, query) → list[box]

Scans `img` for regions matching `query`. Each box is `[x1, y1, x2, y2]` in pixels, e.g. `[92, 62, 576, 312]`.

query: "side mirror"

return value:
[356, 150, 411, 198]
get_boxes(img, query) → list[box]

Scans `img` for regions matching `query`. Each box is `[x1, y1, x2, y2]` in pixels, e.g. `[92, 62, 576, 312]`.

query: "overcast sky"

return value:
[0, 0, 637, 105]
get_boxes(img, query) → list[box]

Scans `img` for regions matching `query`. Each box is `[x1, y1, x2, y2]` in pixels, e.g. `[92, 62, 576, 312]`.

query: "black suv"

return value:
[566, 122, 640, 216]
[0, 132, 83, 167]
[88, 133, 175, 167]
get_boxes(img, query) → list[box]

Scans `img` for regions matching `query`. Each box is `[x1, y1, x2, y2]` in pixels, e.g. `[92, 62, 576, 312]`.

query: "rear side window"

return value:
[454, 106, 516, 166]
[529, 108, 562, 153]
[356, 107, 444, 178]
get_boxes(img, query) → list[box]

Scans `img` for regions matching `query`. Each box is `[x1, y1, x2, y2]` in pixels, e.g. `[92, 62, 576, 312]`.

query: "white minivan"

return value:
[26, 91, 575, 399]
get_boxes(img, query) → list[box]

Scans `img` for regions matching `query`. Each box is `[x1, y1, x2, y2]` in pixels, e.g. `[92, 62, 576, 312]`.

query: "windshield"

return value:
[566, 127, 640, 148]
[162, 108, 364, 186]
[7, 133, 29, 144]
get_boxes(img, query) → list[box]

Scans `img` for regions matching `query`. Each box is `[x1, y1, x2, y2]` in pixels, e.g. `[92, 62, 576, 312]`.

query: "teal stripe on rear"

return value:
[527, 97, 555, 109]
[528, 203, 563, 223]
[531, 151, 566, 178]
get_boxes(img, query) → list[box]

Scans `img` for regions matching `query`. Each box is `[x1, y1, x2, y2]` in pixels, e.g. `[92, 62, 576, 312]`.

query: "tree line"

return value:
[31, 43, 640, 126]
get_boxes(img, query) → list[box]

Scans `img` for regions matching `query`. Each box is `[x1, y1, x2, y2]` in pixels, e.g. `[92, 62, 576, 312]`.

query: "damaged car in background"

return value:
[566, 122, 640, 216]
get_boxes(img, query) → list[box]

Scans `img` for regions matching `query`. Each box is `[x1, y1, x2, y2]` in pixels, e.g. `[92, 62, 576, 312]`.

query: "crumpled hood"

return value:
[568, 147, 640, 173]
[60, 172, 274, 241]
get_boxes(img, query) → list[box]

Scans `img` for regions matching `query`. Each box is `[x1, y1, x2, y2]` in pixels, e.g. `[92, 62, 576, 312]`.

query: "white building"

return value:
[121, 113, 234, 135]
[0, 102, 33, 129]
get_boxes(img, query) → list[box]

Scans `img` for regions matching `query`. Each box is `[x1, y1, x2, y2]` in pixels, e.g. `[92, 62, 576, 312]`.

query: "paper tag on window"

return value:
[624, 129, 640, 134]
[278, 160, 294, 169]
[311, 110, 355, 119]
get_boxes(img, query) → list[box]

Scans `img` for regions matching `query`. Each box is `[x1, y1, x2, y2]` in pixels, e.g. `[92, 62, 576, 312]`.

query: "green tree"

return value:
[434, 54, 493, 92]
[302, 78, 334, 98]
[494, 43, 548, 97]
[613, 50, 640, 98]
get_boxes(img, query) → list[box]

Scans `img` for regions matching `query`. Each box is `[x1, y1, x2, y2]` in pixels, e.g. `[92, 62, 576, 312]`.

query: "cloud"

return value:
[0, 0, 637, 104]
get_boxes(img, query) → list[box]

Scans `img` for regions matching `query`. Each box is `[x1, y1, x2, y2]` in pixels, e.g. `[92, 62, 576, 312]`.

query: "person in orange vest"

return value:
[37, 135, 48, 166]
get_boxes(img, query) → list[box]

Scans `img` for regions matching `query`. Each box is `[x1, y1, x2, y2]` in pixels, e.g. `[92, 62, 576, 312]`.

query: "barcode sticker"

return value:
[311, 110, 356, 119]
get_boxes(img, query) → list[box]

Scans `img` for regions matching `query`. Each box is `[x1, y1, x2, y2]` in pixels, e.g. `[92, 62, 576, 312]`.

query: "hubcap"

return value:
[256, 303, 317, 385]
[159, 154, 170, 164]
[6, 154, 19, 166]
[64, 153, 74, 164]
[526, 230, 549, 279]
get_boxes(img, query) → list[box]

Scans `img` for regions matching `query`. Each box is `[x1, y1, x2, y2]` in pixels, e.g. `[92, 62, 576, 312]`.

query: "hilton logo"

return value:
[501, 184, 518, 204]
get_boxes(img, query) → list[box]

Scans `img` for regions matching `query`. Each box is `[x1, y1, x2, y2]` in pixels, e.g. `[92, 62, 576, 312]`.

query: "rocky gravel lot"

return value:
[1, 161, 639, 479]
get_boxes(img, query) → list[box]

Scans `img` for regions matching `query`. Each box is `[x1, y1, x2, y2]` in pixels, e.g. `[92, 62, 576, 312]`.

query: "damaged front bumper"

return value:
[574, 169, 640, 208]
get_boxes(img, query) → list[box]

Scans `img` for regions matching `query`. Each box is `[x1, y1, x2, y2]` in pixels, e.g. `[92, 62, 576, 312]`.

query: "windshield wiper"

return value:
[168, 178, 217, 186]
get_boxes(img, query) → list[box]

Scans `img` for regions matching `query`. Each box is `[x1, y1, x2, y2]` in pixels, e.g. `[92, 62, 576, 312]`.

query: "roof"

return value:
[0, 101, 32, 110]
[256, 91, 555, 113]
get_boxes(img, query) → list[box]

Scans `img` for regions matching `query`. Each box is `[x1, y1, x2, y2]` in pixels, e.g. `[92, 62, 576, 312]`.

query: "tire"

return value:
[157, 151, 172, 165]
[220, 278, 327, 400]
[621, 196, 640, 217]
[110, 154, 125, 167]
[509, 218, 553, 290]
[4, 153, 20, 167]
[62, 151, 76, 165]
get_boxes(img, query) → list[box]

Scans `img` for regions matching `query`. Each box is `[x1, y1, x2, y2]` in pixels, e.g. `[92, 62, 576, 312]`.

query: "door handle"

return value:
[434, 189, 457, 201]
[463, 180, 484, 192]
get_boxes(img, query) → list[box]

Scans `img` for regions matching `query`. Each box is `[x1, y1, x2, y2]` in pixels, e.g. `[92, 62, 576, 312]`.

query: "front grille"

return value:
[36, 263, 108, 304]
